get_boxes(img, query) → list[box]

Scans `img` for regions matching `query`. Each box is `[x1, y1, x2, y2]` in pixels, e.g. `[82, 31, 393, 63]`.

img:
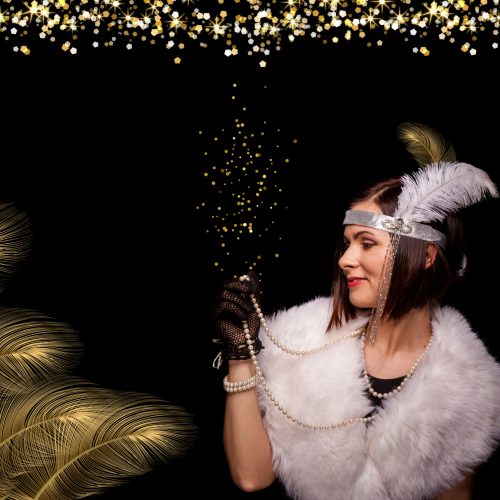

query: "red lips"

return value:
[347, 278, 367, 287]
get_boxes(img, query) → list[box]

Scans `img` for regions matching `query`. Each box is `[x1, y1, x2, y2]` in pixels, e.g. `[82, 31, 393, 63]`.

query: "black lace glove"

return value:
[209, 271, 265, 366]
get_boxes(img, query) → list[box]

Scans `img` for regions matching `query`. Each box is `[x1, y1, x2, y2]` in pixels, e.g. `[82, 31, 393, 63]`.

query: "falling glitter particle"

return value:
[199, 85, 296, 273]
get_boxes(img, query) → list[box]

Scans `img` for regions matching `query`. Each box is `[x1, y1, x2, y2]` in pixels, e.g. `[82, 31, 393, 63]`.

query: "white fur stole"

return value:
[255, 296, 500, 500]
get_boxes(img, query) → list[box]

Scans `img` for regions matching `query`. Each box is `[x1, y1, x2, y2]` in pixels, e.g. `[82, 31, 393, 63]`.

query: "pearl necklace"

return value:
[362, 329, 434, 400]
[223, 274, 434, 429]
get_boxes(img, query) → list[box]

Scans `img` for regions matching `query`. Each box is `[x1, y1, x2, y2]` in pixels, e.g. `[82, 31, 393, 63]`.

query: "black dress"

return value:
[250, 373, 406, 499]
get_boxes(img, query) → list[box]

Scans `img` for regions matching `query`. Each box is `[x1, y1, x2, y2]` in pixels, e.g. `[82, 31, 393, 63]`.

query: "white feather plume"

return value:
[393, 161, 499, 224]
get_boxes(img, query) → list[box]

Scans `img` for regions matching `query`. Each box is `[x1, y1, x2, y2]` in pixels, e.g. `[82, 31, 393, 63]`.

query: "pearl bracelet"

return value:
[223, 373, 260, 392]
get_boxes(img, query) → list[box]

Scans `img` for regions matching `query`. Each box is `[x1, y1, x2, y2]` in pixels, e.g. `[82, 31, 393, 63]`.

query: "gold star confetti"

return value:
[372, 0, 389, 14]
[362, 7, 380, 30]
[23, 0, 40, 23]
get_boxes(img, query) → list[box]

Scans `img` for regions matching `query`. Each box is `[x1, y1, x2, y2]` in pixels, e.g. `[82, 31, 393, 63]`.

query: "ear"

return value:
[424, 242, 438, 270]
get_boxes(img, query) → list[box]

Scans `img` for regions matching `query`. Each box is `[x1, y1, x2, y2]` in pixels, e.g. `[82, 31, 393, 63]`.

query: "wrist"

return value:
[228, 358, 257, 379]
[228, 358, 255, 367]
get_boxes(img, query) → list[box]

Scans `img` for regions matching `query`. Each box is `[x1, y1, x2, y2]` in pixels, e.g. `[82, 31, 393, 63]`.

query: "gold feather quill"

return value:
[395, 122, 457, 169]
[0, 201, 198, 499]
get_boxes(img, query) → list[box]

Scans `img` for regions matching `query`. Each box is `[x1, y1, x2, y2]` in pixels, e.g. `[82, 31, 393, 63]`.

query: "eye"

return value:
[342, 242, 375, 250]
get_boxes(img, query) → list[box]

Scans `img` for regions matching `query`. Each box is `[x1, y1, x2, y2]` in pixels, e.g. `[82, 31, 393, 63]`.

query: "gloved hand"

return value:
[209, 271, 265, 366]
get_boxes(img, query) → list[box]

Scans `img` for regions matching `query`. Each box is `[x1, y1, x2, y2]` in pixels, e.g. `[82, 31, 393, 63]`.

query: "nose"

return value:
[338, 245, 358, 271]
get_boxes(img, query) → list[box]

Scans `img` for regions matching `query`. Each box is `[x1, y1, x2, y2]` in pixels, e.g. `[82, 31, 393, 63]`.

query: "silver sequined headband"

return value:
[343, 210, 447, 250]
[343, 209, 467, 277]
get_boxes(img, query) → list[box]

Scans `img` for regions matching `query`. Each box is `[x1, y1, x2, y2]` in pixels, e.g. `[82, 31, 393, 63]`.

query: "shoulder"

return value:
[429, 303, 500, 439]
[431, 303, 500, 370]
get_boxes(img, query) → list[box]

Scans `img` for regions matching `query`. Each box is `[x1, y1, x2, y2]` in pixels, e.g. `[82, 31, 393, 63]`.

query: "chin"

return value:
[349, 297, 373, 309]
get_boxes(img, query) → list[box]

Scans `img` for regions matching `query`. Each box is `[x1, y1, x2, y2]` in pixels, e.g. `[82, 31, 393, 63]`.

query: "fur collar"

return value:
[256, 296, 500, 500]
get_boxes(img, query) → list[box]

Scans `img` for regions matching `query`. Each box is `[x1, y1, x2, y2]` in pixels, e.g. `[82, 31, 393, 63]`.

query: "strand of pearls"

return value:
[362, 329, 434, 399]
[259, 320, 376, 429]
[223, 275, 377, 428]
[224, 273, 436, 428]
[240, 274, 366, 356]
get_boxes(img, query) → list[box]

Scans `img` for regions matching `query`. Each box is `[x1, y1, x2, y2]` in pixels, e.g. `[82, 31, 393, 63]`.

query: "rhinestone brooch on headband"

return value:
[381, 217, 413, 235]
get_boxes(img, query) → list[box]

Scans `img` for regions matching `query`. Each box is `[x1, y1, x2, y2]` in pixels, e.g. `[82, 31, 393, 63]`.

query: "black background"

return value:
[2, 16, 500, 498]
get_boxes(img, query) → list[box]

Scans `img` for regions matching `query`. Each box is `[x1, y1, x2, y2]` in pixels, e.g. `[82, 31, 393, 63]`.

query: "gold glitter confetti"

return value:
[4, 0, 500, 56]
[199, 85, 295, 273]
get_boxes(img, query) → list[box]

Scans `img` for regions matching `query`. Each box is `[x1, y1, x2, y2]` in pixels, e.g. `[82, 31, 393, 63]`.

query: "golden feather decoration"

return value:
[0, 376, 118, 493]
[0, 373, 197, 500]
[0, 201, 198, 499]
[0, 307, 85, 394]
[395, 122, 457, 170]
[0, 201, 34, 296]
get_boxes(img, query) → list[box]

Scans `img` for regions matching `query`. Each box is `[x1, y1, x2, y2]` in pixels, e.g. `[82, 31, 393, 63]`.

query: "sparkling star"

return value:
[362, 8, 379, 30]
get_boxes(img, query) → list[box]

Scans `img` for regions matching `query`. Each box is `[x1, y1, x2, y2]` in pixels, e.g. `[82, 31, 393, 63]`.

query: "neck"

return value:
[368, 304, 433, 358]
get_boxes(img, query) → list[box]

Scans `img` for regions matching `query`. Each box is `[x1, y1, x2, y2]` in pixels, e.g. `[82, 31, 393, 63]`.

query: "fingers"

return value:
[221, 278, 256, 295]
[209, 273, 261, 324]
[231, 273, 262, 307]
[213, 299, 251, 322]
[243, 271, 259, 293]
[247, 270, 259, 284]
[218, 289, 254, 313]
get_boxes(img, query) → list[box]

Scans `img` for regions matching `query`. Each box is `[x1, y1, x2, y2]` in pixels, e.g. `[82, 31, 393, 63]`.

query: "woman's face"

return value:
[338, 201, 391, 309]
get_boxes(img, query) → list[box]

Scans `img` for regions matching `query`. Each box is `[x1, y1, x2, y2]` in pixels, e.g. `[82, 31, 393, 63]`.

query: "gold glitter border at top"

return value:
[2, 0, 499, 57]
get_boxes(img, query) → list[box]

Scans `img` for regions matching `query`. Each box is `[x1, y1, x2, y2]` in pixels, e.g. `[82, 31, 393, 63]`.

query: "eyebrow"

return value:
[343, 230, 376, 240]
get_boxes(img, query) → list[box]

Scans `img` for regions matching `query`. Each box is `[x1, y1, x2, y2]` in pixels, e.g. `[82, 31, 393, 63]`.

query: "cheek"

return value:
[366, 250, 387, 275]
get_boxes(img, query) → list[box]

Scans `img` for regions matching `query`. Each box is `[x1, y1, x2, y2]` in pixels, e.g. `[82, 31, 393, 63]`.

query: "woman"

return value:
[210, 123, 500, 500]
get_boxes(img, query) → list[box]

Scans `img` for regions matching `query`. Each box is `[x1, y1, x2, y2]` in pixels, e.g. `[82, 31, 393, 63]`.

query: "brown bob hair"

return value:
[326, 176, 468, 333]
